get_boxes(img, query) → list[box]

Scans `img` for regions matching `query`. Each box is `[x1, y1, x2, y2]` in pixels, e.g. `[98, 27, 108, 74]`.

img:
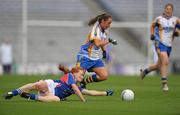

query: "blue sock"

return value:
[29, 94, 38, 100]
[144, 68, 150, 75]
[12, 89, 22, 96]
[92, 74, 99, 82]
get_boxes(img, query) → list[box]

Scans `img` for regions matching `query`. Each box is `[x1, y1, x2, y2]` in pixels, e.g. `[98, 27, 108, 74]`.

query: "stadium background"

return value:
[0, 0, 180, 75]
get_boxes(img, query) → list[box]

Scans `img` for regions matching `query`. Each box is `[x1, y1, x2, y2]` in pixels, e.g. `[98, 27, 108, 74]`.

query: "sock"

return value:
[161, 77, 167, 84]
[82, 74, 99, 85]
[12, 89, 22, 96]
[144, 68, 150, 75]
[29, 94, 38, 100]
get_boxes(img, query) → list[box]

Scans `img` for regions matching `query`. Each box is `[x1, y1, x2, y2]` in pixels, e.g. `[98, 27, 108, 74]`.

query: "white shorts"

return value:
[44, 79, 56, 95]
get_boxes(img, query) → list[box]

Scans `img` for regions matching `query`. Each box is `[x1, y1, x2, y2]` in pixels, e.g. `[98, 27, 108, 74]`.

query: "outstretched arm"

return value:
[81, 89, 107, 96]
[71, 84, 86, 102]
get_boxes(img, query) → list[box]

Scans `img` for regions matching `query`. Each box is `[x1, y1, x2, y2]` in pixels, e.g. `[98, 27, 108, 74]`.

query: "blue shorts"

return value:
[77, 55, 104, 72]
[158, 42, 172, 57]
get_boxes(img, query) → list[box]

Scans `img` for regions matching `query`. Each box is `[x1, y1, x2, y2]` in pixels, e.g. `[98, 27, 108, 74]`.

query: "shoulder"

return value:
[172, 16, 179, 22]
[67, 73, 76, 84]
[67, 73, 74, 79]
[155, 15, 162, 20]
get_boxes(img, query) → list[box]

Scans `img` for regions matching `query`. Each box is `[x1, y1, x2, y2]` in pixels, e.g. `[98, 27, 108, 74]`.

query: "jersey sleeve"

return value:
[153, 16, 160, 23]
[90, 21, 101, 40]
[67, 73, 76, 85]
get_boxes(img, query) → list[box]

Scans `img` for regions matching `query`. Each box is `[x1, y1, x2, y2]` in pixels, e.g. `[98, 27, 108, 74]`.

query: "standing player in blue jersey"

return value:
[140, 3, 179, 92]
[76, 13, 117, 87]
[3, 66, 113, 102]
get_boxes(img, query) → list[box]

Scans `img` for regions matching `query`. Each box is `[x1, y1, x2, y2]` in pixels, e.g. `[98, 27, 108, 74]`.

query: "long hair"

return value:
[58, 65, 82, 74]
[88, 13, 112, 26]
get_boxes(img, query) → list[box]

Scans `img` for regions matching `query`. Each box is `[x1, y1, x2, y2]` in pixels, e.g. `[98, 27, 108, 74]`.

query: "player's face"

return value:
[164, 5, 173, 17]
[74, 70, 84, 82]
[100, 18, 112, 30]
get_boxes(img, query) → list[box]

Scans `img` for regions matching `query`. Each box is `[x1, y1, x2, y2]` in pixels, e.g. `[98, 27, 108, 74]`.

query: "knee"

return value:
[161, 60, 169, 66]
[25, 83, 36, 90]
[99, 72, 109, 81]
[33, 81, 45, 90]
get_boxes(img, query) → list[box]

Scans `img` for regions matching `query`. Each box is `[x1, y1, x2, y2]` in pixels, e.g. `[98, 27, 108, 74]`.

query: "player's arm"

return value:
[150, 22, 156, 35]
[71, 84, 86, 102]
[92, 38, 109, 47]
[101, 46, 107, 59]
[150, 22, 156, 40]
[90, 25, 117, 47]
[81, 89, 107, 96]
[173, 19, 180, 37]
[150, 18, 160, 40]
[150, 22, 157, 40]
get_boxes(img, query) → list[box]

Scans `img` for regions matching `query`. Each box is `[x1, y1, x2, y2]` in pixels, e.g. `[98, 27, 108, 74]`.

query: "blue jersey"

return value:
[53, 73, 82, 99]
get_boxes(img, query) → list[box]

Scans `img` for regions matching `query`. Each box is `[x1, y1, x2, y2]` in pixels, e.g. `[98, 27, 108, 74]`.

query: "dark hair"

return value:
[88, 13, 112, 26]
[165, 3, 174, 10]
[58, 65, 82, 74]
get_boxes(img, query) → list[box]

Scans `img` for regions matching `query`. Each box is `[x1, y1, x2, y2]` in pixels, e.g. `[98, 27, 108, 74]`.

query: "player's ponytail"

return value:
[58, 65, 83, 74]
[70, 66, 83, 73]
[58, 64, 70, 74]
[88, 13, 112, 26]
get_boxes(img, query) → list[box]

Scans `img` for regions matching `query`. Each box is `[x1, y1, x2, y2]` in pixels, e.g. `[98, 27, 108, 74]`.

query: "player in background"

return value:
[3, 65, 113, 102]
[76, 13, 117, 87]
[140, 3, 180, 92]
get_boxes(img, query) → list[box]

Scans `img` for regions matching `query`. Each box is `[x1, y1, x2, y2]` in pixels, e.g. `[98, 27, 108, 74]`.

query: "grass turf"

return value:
[0, 74, 180, 115]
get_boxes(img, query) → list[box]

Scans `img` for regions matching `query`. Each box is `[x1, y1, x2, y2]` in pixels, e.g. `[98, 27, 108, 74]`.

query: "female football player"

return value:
[3, 65, 113, 102]
[76, 13, 117, 87]
[140, 3, 179, 92]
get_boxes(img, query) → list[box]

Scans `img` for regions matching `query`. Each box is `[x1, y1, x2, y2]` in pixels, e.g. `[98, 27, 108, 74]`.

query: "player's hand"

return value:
[108, 38, 118, 45]
[173, 31, 179, 37]
[150, 34, 155, 40]
[102, 51, 106, 59]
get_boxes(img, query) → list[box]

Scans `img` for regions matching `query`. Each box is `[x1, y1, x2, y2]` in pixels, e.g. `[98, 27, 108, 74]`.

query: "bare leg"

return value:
[37, 93, 60, 102]
[159, 52, 169, 91]
[3, 80, 48, 100]
[81, 67, 108, 85]
[19, 80, 48, 93]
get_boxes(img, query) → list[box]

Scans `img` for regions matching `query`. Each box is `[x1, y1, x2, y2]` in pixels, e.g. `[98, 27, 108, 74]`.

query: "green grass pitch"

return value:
[0, 74, 180, 115]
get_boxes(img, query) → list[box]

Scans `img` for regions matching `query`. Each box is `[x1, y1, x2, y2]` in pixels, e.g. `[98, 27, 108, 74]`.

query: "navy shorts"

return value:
[158, 42, 172, 57]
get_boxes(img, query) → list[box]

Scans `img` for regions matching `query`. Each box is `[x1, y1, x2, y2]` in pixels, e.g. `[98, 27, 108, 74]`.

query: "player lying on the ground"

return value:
[3, 66, 113, 102]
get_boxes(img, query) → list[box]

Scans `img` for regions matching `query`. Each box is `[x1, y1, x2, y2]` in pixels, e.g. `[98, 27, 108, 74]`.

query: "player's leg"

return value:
[140, 58, 161, 79]
[20, 92, 60, 102]
[3, 80, 48, 99]
[37, 95, 60, 102]
[3, 83, 36, 100]
[81, 67, 108, 84]
[159, 52, 169, 91]
[81, 89, 113, 96]
[81, 59, 108, 85]
[140, 44, 161, 79]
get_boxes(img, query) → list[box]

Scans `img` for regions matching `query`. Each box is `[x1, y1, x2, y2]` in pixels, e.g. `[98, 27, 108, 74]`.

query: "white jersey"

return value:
[154, 15, 179, 47]
[78, 21, 107, 60]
